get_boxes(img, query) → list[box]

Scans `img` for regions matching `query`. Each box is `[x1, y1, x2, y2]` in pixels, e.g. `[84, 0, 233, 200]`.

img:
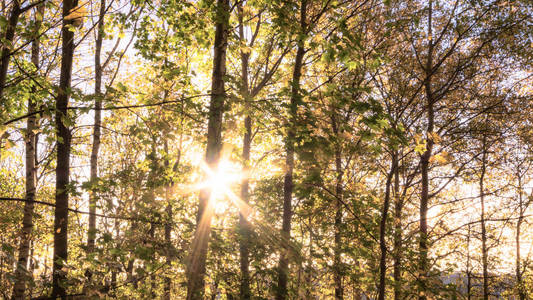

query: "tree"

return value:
[186, 0, 229, 298]
[11, 3, 44, 299]
[86, 0, 106, 283]
[0, 0, 530, 298]
[276, 1, 306, 298]
[51, 0, 78, 297]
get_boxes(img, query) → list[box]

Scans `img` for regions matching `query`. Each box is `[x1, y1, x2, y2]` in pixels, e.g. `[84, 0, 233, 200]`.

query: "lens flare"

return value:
[196, 159, 242, 215]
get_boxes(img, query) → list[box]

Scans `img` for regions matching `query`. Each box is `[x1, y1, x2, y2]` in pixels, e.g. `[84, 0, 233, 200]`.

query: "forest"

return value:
[0, 0, 532, 299]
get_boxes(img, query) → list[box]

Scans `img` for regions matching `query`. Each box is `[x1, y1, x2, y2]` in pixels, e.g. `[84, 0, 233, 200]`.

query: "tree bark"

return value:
[0, 0, 20, 100]
[276, 2, 306, 299]
[480, 134, 489, 300]
[186, 0, 229, 298]
[419, 2, 434, 299]
[163, 201, 172, 300]
[237, 3, 252, 298]
[378, 154, 396, 300]
[11, 5, 43, 298]
[466, 224, 472, 300]
[51, 0, 78, 298]
[392, 151, 402, 300]
[331, 114, 344, 300]
[516, 170, 526, 300]
[87, 0, 105, 261]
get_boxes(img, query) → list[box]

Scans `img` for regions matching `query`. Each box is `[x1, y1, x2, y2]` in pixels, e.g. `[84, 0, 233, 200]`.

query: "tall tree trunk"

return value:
[392, 151, 402, 300]
[466, 224, 472, 300]
[237, 3, 252, 298]
[239, 113, 252, 299]
[0, 0, 20, 100]
[331, 114, 343, 300]
[148, 223, 156, 298]
[276, 2, 306, 299]
[163, 201, 172, 300]
[186, 0, 229, 298]
[419, 2, 434, 299]
[305, 216, 314, 299]
[51, 0, 78, 298]
[126, 221, 136, 288]
[163, 140, 173, 300]
[163, 126, 182, 300]
[516, 171, 526, 300]
[87, 0, 105, 262]
[28, 240, 35, 297]
[480, 134, 489, 300]
[11, 5, 43, 298]
[378, 154, 396, 300]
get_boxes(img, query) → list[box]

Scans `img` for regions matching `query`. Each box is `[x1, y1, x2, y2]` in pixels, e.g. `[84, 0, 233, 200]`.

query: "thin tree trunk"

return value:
[11, 3, 42, 299]
[163, 124, 182, 300]
[392, 151, 402, 300]
[51, 0, 78, 297]
[237, 3, 252, 298]
[87, 0, 105, 261]
[305, 217, 314, 299]
[186, 0, 229, 298]
[28, 240, 35, 298]
[163, 141, 173, 300]
[149, 223, 156, 298]
[126, 240, 136, 288]
[239, 112, 252, 299]
[516, 172, 526, 300]
[0, 0, 20, 99]
[163, 200, 172, 300]
[466, 224, 471, 300]
[378, 155, 396, 300]
[480, 134, 489, 300]
[276, 2, 306, 299]
[109, 219, 119, 295]
[331, 114, 344, 300]
[419, 2, 434, 299]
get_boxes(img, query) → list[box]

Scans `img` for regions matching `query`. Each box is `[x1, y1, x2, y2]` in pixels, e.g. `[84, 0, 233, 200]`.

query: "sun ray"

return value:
[186, 157, 302, 280]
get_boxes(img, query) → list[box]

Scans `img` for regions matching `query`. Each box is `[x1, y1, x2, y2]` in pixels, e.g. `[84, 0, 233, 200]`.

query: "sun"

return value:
[197, 159, 242, 215]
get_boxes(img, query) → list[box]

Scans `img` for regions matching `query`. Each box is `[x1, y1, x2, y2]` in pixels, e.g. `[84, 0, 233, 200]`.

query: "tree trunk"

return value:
[163, 131, 180, 300]
[163, 201, 172, 300]
[419, 2, 434, 299]
[466, 224, 472, 300]
[87, 0, 105, 261]
[11, 4, 43, 299]
[186, 0, 229, 298]
[480, 134, 489, 300]
[378, 155, 396, 300]
[516, 172, 526, 300]
[276, 2, 306, 299]
[239, 113, 252, 299]
[237, 3, 252, 298]
[392, 151, 402, 300]
[0, 0, 20, 99]
[51, 0, 78, 298]
[331, 114, 344, 300]
[148, 223, 156, 298]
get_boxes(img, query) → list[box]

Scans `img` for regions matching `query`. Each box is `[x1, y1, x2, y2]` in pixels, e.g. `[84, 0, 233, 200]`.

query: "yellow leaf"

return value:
[415, 141, 426, 155]
[430, 151, 450, 165]
[240, 45, 252, 54]
[429, 131, 442, 143]
[64, 3, 87, 27]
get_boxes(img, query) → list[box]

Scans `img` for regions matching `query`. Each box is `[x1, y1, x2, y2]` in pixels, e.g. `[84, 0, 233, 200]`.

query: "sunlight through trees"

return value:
[0, 0, 532, 299]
